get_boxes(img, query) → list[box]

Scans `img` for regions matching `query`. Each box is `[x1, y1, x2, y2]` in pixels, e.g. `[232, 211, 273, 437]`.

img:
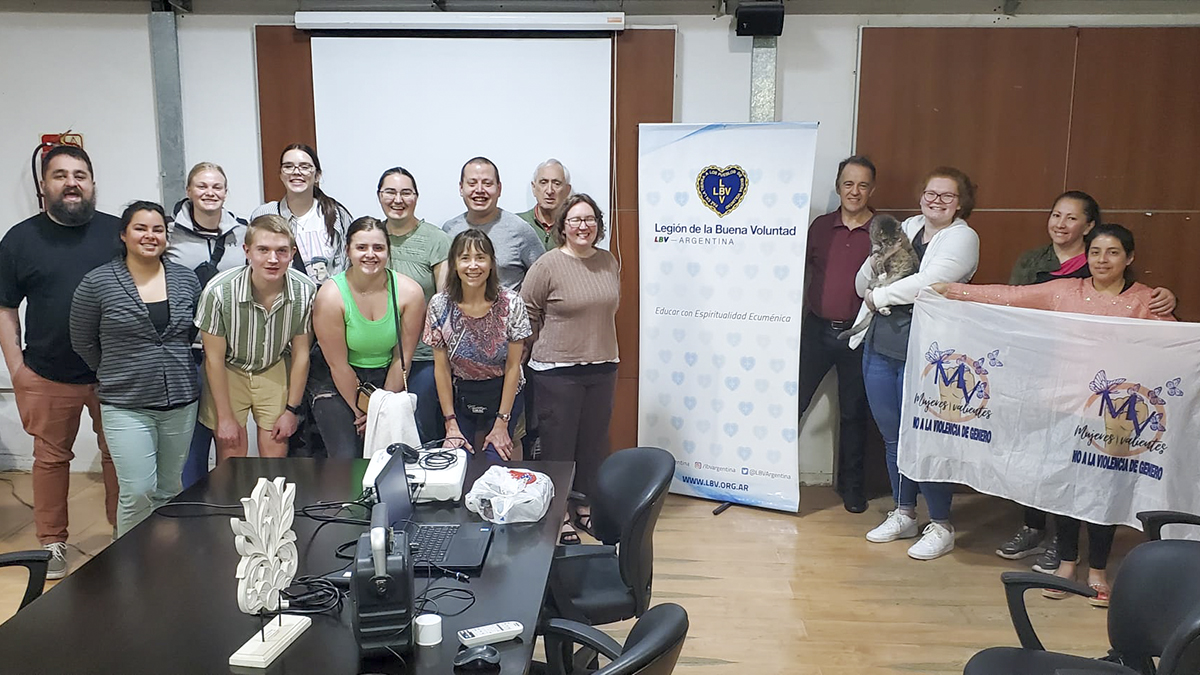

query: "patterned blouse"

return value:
[423, 289, 532, 382]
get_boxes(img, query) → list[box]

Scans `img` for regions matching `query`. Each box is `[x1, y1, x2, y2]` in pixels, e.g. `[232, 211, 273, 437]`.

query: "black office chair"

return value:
[964, 515, 1200, 675]
[535, 603, 689, 675]
[0, 549, 52, 612]
[1137, 510, 1200, 541]
[545, 446, 675, 627]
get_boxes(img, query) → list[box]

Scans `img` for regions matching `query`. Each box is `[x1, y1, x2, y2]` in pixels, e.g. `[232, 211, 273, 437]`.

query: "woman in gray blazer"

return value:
[70, 201, 202, 538]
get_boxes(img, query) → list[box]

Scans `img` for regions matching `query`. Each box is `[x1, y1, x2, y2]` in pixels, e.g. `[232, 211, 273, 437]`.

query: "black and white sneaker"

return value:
[1032, 538, 1060, 574]
[996, 526, 1045, 560]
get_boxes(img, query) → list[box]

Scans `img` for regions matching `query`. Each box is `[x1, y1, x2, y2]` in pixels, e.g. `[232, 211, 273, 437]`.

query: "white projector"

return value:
[362, 447, 469, 503]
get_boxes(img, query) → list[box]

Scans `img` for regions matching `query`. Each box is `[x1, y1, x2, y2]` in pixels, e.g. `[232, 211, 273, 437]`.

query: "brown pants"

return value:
[12, 365, 118, 544]
[532, 365, 618, 499]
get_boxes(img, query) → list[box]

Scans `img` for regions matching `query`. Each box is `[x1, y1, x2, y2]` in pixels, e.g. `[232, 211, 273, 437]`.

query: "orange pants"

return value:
[12, 365, 118, 544]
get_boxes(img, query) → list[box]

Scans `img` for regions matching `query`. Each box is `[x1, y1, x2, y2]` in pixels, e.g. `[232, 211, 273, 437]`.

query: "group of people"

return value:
[803, 155, 1177, 606]
[0, 145, 622, 579]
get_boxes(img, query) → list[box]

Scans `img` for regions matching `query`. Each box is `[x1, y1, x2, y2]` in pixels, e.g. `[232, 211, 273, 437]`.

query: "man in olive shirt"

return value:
[516, 159, 572, 251]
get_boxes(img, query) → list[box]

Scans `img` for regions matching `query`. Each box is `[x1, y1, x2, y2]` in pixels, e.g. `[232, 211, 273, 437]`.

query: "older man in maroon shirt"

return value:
[800, 156, 876, 513]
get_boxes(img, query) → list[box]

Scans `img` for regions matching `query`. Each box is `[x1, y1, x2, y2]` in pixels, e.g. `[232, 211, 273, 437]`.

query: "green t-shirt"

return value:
[388, 219, 451, 361]
[516, 208, 556, 251]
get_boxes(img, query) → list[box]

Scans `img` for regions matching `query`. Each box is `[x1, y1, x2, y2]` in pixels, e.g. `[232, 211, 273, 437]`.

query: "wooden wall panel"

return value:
[1067, 28, 1200, 211]
[611, 28, 675, 452]
[857, 28, 1076, 210]
[254, 26, 316, 204]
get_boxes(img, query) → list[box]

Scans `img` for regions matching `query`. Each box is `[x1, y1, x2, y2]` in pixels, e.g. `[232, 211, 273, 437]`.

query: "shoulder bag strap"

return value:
[389, 271, 408, 391]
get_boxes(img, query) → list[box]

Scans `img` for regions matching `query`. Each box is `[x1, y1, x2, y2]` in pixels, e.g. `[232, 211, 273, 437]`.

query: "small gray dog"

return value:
[838, 214, 920, 340]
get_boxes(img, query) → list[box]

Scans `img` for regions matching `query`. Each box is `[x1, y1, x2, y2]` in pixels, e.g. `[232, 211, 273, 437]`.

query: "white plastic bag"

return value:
[464, 466, 555, 524]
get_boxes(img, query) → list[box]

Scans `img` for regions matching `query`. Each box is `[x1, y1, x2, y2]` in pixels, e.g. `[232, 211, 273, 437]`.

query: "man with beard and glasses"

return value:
[0, 145, 123, 579]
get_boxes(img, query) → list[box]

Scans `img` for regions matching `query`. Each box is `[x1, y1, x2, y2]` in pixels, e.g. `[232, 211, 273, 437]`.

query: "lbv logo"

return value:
[696, 165, 749, 217]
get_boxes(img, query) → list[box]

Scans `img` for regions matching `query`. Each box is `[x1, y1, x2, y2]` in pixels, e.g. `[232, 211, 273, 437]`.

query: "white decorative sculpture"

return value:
[228, 477, 311, 669]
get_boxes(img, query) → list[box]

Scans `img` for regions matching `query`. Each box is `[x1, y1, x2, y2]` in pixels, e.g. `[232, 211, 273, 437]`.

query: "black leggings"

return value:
[1055, 515, 1117, 570]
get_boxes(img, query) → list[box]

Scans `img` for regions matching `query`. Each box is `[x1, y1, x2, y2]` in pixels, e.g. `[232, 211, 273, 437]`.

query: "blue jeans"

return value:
[181, 360, 212, 489]
[452, 388, 524, 465]
[100, 402, 199, 537]
[862, 344, 953, 521]
[409, 360, 441, 444]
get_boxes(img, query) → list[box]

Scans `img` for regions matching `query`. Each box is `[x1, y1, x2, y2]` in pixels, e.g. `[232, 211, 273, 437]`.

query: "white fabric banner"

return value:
[900, 290, 1200, 528]
[637, 123, 818, 512]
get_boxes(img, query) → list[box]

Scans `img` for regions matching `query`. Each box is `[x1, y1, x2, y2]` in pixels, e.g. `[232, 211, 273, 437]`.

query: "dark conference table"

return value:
[0, 457, 574, 675]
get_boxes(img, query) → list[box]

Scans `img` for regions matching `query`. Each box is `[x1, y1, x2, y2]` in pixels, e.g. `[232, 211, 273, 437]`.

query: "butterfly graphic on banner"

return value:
[696, 165, 749, 216]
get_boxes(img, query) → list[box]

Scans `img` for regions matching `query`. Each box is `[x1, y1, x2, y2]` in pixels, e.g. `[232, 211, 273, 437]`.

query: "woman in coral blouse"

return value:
[934, 222, 1175, 608]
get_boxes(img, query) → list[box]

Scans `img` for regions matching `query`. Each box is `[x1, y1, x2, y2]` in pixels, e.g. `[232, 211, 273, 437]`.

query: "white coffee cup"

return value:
[414, 613, 442, 646]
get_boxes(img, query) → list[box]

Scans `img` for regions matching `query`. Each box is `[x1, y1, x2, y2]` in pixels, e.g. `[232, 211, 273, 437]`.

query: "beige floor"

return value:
[0, 471, 1126, 673]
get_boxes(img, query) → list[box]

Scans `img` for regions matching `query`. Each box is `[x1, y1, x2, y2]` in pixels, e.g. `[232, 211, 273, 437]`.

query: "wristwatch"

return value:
[497, 412, 512, 422]
[285, 403, 303, 416]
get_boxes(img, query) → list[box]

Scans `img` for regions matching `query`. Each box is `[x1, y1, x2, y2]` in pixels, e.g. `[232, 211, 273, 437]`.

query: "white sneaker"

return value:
[908, 522, 955, 560]
[43, 542, 68, 580]
[866, 510, 919, 543]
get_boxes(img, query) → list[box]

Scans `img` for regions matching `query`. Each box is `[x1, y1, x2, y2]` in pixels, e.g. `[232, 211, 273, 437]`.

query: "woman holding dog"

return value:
[856, 167, 980, 561]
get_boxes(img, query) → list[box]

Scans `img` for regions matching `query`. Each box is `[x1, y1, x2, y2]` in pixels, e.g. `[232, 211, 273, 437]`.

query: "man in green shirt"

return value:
[517, 159, 572, 251]
[195, 215, 317, 460]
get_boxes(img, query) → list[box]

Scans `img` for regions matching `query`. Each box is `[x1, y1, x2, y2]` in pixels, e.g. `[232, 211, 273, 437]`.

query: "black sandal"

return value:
[559, 525, 581, 546]
[573, 510, 594, 537]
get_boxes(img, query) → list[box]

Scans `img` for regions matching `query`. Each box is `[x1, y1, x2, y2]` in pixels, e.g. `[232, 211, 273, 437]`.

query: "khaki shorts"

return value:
[198, 359, 288, 432]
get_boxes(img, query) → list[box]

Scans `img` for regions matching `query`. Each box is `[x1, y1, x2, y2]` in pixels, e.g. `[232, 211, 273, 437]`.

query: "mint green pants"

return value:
[100, 402, 198, 537]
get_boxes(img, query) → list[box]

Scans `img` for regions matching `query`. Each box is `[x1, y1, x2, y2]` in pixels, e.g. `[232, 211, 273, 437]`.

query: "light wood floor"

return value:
[0, 471, 1131, 673]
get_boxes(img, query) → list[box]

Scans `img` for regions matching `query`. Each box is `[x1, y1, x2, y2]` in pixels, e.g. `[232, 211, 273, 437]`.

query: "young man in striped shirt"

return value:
[194, 215, 317, 460]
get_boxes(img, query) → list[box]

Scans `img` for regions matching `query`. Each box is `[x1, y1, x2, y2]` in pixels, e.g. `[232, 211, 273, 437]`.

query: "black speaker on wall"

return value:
[735, 1, 785, 37]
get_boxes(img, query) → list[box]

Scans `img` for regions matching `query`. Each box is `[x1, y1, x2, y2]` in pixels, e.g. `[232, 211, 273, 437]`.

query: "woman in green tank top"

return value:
[309, 217, 426, 457]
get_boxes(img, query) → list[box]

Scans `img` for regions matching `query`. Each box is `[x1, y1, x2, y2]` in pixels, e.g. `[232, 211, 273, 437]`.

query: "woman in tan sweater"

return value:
[521, 193, 621, 545]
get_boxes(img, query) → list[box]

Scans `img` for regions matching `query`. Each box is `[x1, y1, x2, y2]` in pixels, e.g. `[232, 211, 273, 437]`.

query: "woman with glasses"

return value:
[424, 229, 531, 463]
[251, 143, 351, 285]
[856, 167, 980, 561]
[309, 217, 425, 457]
[521, 194, 619, 545]
[376, 167, 451, 443]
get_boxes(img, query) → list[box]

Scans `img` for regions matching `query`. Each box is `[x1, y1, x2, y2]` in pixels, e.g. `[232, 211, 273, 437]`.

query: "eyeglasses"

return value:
[281, 163, 316, 175]
[378, 189, 417, 201]
[565, 216, 598, 227]
[922, 190, 959, 205]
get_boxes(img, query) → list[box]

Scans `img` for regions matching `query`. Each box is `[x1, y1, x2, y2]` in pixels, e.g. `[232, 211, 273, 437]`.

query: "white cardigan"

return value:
[847, 214, 980, 349]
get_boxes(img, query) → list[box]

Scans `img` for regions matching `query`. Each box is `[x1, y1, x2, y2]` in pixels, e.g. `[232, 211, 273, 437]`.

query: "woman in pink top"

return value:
[935, 223, 1175, 608]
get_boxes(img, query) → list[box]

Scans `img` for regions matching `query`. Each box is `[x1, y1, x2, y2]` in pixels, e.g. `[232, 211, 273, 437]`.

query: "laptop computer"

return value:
[374, 448, 493, 574]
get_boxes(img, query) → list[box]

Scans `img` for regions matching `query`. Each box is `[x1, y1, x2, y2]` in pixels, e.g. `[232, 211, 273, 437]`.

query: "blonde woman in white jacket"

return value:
[857, 167, 980, 561]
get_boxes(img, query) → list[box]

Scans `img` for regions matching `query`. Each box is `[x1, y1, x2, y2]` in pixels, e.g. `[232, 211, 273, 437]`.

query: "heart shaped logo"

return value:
[769, 359, 784, 373]
[781, 428, 797, 442]
[658, 393, 670, 406]
[696, 165, 749, 217]
[697, 419, 712, 432]
[738, 401, 754, 416]
[658, 350, 671, 364]
[755, 379, 770, 393]
[697, 374, 713, 388]
[683, 396, 697, 410]
[646, 192, 661, 206]
[792, 192, 809, 210]
[784, 381, 798, 396]
[723, 422, 739, 437]
[671, 371, 685, 386]
[740, 356, 755, 371]
[684, 352, 698, 367]
[768, 404, 782, 418]
[767, 448, 781, 463]
[753, 425, 768, 440]
[674, 191, 689, 206]
[687, 262, 701, 277]
[737, 446, 753, 461]
[710, 399, 724, 412]
[670, 416, 684, 430]
[724, 377, 740, 391]
[712, 354, 726, 368]
[683, 440, 696, 454]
